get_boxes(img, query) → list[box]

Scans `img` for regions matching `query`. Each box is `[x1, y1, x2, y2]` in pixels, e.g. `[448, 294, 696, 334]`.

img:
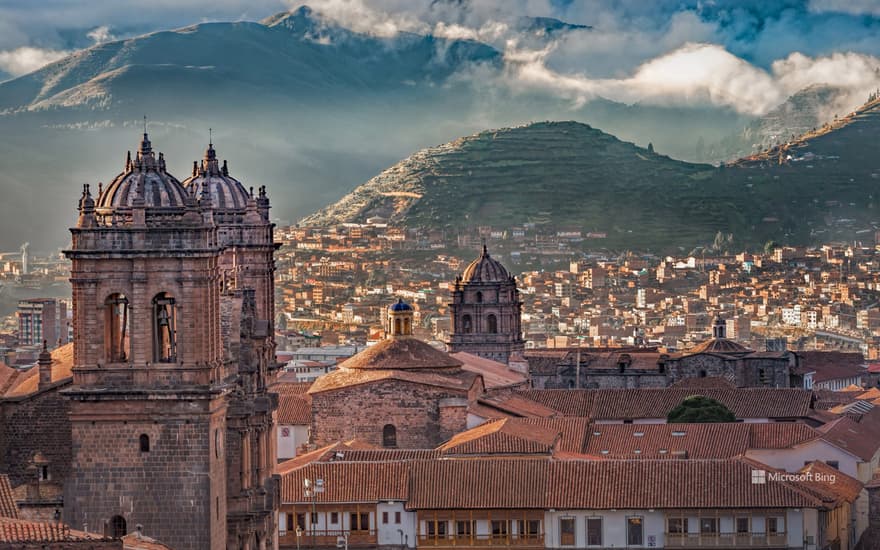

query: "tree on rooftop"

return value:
[667, 395, 736, 423]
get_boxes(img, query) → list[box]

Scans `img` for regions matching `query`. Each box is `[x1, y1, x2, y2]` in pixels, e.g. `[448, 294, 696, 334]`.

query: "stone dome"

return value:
[687, 337, 752, 356]
[461, 245, 510, 283]
[181, 142, 251, 210]
[96, 133, 188, 210]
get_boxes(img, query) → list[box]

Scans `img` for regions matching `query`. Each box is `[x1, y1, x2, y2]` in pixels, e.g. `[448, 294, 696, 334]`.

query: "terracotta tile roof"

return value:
[407, 458, 824, 510]
[438, 419, 559, 456]
[515, 388, 813, 420]
[3, 343, 74, 398]
[467, 401, 517, 422]
[320, 449, 441, 462]
[476, 392, 559, 418]
[747, 422, 820, 449]
[0, 364, 23, 395]
[514, 418, 593, 454]
[794, 351, 866, 383]
[276, 392, 311, 425]
[580, 422, 819, 459]
[817, 408, 880, 461]
[0, 475, 17, 519]
[338, 337, 461, 371]
[685, 338, 752, 356]
[0, 517, 107, 543]
[799, 461, 863, 503]
[280, 461, 409, 504]
[308, 367, 477, 394]
[451, 352, 528, 389]
[272, 381, 313, 395]
[123, 532, 174, 550]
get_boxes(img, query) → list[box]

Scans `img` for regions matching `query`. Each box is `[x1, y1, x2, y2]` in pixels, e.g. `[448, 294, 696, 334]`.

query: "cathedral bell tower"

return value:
[63, 132, 228, 550]
[447, 245, 525, 363]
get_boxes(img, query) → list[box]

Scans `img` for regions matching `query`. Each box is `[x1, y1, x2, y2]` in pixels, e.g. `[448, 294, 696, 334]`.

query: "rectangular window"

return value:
[587, 517, 602, 546]
[627, 517, 644, 546]
[826, 461, 839, 470]
[311, 512, 319, 525]
[491, 520, 509, 537]
[560, 518, 576, 546]
[382, 512, 389, 524]
[668, 518, 687, 534]
[426, 521, 447, 537]
[736, 518, 749, 534]
[700, 518, 718, 534]
[767, 517, 783, 534]
[456, 521, 474, 537]
[527, 520, 541, 536]
[287, 514, 295, 533]
[395, 512, 401, 524]
[296, 513, 306, 531]
[330, 512, 339, 525]
[351, 513, 369, 531]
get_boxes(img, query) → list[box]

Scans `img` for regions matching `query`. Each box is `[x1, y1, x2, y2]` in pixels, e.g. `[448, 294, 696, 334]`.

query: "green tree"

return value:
[667, 395, 736, 423]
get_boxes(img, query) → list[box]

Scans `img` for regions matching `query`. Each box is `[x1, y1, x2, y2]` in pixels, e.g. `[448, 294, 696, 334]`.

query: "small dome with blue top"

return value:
[389, 298, 413, 312]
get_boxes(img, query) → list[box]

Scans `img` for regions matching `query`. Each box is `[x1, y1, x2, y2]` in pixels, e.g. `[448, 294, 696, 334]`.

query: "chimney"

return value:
[38, 340, 52, 390]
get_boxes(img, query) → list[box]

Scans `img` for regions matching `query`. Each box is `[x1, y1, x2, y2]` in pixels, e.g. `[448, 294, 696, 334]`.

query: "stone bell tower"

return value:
[448, 245, 525, 363]
[63, 132, 229, 550]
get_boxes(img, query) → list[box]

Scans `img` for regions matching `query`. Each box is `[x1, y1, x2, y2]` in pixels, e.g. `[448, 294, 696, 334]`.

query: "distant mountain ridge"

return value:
[303, 112, 880, 251]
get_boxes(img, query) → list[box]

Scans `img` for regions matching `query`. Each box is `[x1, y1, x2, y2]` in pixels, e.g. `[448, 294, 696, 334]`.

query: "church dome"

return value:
[687, 337, 752, 356]
[461, 245, 510, 283]
[96, 133, 188, 210]
[389, 298, 413, 312]
[181, 142, 251, 210]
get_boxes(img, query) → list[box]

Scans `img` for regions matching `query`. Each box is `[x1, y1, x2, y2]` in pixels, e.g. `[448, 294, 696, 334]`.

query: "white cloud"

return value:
[0, 46, 68, 77]
[503, 42, 880, 116]
[808, 0, 880, 16]
[87, 25, 115, 44]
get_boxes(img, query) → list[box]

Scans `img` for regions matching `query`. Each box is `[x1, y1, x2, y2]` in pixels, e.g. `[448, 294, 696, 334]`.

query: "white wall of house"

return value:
[745, 441, 860, 479]
[543, 510, 665, 548]
[277, 424, 310, 460]
[377, 502, 416, 547]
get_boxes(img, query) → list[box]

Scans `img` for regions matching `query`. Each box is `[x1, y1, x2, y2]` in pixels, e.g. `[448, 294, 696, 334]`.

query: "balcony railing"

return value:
[665, 532, 788, 548]
[278, 529, 377, 547]
[418, 534, 544, 548]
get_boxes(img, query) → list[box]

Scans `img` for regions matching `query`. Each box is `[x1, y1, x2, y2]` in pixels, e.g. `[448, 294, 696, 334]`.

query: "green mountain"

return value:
[303, 113, 880, 251]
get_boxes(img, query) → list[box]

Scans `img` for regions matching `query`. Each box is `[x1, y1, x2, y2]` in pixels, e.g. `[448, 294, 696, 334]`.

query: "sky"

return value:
[2, 0, 880, 115]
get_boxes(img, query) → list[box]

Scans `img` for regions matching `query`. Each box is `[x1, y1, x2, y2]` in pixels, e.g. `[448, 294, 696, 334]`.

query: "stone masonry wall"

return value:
[64, 399, 227, 550]
[311, 379, 470, 448]
[0, 383, 72, 488]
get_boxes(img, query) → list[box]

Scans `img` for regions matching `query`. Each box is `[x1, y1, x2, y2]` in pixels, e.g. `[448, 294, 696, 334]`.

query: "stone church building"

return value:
[309, 300, 483, 449]
[447, 246, 525, 364]
[0, 132, 283, 550]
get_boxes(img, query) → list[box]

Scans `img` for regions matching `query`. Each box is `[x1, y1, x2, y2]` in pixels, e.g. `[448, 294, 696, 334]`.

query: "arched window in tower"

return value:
[462, 314, 472, 333]
[476, 291, 483, 303]
[382, 424, 397, 448]
[109, 515, 127, 538]
[403, 317, 411, 335]
[487, 314, 498, 334]
[104, 294, 130, 363]
[139, 434, 150, 453]
[151, 293, 177, 363]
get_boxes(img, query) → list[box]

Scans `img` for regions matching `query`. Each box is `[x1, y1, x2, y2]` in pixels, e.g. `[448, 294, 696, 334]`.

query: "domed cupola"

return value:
[181, 141, 250, 213]
[461, 245, 511, 283]
[95, 132, 188, 211]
